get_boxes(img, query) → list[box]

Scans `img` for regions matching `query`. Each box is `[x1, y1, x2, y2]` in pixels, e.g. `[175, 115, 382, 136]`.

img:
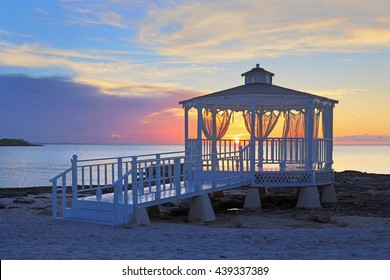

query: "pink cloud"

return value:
[110, 133, 121, 139]
[0, 75, 198, 144]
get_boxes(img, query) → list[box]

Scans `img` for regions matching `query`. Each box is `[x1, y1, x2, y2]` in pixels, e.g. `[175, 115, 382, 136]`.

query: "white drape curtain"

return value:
[282, 109, 321, 138]
[314, 108, 321, 138]
[281, 110, 305, 166]
[202, 109, 232, 140]
[282, 110, 305, 138]
[243, 110, 280, 138]
[322, 107, 330, 139]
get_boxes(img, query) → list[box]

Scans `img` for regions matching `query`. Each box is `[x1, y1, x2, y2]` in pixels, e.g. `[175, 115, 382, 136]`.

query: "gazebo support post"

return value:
[135, 207, 151, 226]
[243, 187, 262, 211]
[296, 187, 321, 208]
[188, 194, 216, 222]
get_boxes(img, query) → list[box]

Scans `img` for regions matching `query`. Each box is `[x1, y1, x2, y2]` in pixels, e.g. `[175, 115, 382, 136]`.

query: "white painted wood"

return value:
[51, 180, 57, 219]
[188, 194, 216, 222]
[305, 103, 314, 172]
[71, 155, 78, 204]
[296, 187, 321, 208]
[61, 175, 66, 216]
[184, 106, 189, 141]
[250, 104, 256, 172]
[243, 188, 262, 211]
[135, 208, 151, 226]
[197, 106, 203, 156]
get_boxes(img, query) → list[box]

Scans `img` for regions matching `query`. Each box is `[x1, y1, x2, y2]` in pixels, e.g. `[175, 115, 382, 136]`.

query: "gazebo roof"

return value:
[180, 64, 338, 110]
[241, 63, 275, 77]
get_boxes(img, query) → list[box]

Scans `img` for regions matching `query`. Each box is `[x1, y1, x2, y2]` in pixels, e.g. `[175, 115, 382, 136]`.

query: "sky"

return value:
[1, 0, 390, 144]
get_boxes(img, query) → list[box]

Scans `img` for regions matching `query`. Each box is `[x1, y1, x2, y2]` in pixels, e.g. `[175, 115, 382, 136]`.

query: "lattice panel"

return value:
[254, 172, 312, 186]
[314, 171, 334, 185]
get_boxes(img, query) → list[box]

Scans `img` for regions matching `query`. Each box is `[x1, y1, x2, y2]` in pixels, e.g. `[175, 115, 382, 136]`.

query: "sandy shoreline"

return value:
[0, 171, 389, 260]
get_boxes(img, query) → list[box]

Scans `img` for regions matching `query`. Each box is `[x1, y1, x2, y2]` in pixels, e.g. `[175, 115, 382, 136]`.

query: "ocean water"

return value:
[0, 144, 389, 188]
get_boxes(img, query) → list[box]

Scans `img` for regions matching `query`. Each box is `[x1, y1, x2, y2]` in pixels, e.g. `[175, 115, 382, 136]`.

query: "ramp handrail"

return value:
[49, 167, 72, 219]
[50, 147, 251, 223]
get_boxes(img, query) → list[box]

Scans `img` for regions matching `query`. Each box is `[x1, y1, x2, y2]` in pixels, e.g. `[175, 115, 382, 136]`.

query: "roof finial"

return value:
[256, 63, 260, 68]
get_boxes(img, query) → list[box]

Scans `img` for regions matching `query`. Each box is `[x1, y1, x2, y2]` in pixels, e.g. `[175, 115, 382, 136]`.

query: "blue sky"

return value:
[1, 0, 390, 144]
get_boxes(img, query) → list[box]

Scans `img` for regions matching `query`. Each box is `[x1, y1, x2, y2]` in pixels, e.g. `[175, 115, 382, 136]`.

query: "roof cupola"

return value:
[241, 63, 274, 85]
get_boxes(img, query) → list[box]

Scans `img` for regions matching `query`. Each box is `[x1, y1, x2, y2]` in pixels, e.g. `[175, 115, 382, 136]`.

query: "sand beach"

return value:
[0, 171, 389, 260]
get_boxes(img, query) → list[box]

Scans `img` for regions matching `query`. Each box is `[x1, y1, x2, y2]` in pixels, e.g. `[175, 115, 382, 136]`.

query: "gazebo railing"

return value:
[186, 138, 333, 171]
[313, 138, 333, 169]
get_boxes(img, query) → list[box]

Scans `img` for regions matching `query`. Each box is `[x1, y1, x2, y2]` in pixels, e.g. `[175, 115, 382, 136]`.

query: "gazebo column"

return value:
[258, 109, 264, 168]
[184, 106, 189, 155]
[250, 104, 256, 172]
[321, 105, 337, 203]
[211, 107, 217, 188]
[184, 106, 189, 142]
[305, 103, 314, 171]
[297, 102, 321, 208]
[211, 107, 217, 170]
[324, 105, 334, 169]
[197, 105, 203, 171]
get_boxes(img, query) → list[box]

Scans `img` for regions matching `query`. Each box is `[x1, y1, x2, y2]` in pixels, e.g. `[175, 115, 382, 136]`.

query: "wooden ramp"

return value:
[50, 148, 251, 225]
[60, 174, 248, 225]
[51, 148, 334, 225]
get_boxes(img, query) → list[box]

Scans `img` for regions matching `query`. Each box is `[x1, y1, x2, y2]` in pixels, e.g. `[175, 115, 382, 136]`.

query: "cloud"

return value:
[0, 75, 192, 144]
[2, 0, 390, 105]
[60, 0, 140, 28]
[0, 41, 103, 68]
[141, 108, 183, 124]
[67, 11, 126, 28]
[307, 88, 363, 98]
[0, 29, 32, 38]
[110, 133, 121, 139]
[339, 59, 354, 63]
[335, 135, 390, 144]
[33, 8, 49, 15]
[138, 0, 390, 62]
[0, 40, 209, 96]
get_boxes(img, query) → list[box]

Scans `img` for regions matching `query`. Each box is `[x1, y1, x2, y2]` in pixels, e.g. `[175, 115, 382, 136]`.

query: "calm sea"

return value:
[0, 144, 389, 188]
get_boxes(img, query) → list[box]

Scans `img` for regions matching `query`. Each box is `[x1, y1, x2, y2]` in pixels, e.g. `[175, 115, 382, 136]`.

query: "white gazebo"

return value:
[180, 64, 339, 208]
[50, 63, 339, 226]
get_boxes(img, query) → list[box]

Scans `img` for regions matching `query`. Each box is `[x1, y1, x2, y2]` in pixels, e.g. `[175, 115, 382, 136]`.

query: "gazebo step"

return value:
[63, 202, 134, 225]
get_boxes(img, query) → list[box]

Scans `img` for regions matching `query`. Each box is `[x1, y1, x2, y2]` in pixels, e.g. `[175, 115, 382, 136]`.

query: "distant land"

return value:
[0, 138, 43, 146]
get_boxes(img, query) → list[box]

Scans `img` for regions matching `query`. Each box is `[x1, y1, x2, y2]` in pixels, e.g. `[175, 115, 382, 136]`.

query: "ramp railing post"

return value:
[239, 146, 244, 182]
[51, 180, 57, 219]
[131, 156, 138, 207]
[155, 154, 161, 200]
[174, 158, 181, 197]
[239, 146, 244, 171]
[61, 174, 66, 214]
[117, 157, 123, 202]
[71, 155, 78, 204]
[113, 180, 119, 225]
